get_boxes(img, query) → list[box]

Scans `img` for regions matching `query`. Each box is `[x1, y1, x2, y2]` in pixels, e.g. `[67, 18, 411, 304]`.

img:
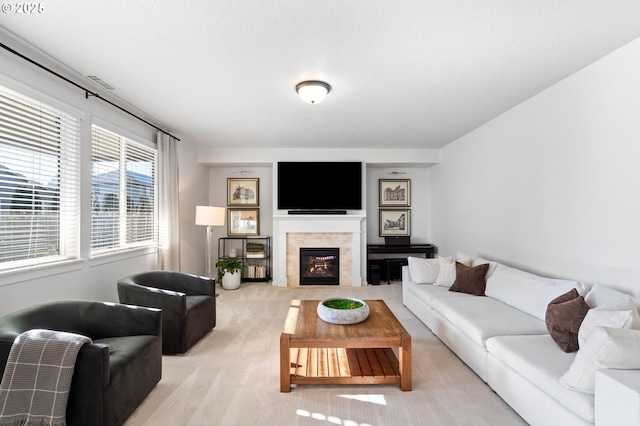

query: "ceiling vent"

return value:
[86, 75, 117, 90]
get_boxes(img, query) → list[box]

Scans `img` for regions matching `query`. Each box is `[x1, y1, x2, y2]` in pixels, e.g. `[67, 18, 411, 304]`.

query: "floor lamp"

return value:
[195, 206, 226, 279]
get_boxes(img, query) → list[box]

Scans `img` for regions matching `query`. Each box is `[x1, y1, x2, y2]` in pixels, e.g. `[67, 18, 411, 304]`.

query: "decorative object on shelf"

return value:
[317, 297, 370, 325]
[195, 206, 226, 279]
[215, 257, 243, 290]
[227, 178, 259, 206]
[379, 208, 411, 237]
[379, 179, 411, 207]
[295, 80, 331, 104]
[228, 208, 260, 236]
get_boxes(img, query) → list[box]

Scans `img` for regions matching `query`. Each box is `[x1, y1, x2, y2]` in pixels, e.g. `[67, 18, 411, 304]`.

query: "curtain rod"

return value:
[0, 41, 180, 141]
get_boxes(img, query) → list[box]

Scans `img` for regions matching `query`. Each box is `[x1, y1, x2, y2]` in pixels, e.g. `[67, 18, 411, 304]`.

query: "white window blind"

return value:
[91, 125, 156, 253]
[0, 86, 80, 269]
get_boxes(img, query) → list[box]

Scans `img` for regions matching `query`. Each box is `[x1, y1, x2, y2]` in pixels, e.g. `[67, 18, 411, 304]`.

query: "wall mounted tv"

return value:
[277, 161, 362, 213]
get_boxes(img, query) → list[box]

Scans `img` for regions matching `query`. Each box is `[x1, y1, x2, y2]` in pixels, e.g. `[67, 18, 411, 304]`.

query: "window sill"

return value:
[88, 246, 157, 267]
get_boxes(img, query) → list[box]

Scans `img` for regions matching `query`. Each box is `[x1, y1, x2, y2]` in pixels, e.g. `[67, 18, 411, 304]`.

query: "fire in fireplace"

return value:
[300, 247, 340, 285]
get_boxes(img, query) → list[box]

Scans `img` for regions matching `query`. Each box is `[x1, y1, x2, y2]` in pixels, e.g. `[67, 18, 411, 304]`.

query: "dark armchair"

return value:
[0, 300, 162, 426]
[117, 271, 216, 354]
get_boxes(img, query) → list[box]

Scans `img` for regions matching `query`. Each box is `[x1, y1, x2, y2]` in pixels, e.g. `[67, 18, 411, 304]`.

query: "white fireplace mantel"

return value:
[272, 214, 366, 287]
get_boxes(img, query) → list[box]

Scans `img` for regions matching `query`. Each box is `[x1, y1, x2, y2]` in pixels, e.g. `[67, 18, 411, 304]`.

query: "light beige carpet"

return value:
[124, 282, 527, 426]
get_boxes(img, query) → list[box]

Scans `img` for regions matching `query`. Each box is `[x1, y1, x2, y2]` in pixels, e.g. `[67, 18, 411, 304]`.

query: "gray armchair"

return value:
[117, 271, 216, 354]
[0, 300, 162, 426]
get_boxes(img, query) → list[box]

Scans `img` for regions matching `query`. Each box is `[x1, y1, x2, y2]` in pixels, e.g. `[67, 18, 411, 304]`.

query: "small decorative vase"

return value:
[221, 271, 241, 290]
[317, 297, 370, 325]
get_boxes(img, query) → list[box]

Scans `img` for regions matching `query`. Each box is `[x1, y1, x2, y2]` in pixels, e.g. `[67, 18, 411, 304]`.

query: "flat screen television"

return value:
[277, 161, 362, 213]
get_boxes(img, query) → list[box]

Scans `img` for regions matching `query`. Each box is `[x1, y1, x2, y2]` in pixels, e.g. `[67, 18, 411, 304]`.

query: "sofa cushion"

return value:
[486, 334, 594, 423]
[435, 256, 456, 287]
[407, 257, 439, 284]
[449, 262, 489, 296]
[545, 289, 589, 352]
[405, 281, 460, 306]
[430, 295, 549, 348]
[485, 264, 586, 321]
[560, 327, 640, 395]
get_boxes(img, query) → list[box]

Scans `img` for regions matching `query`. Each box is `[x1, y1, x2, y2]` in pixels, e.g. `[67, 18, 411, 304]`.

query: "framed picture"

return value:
[228, 208, 260, 236]
[379, 179, 410, 207]
[379, 209, 410, 237]
[227, 178, 259, 206]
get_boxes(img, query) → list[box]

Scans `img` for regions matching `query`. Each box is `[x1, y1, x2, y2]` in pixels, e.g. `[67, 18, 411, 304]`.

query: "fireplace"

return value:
[300, 248, 339, 285]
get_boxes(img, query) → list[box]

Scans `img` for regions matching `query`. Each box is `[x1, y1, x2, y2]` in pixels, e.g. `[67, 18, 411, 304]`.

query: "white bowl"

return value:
[317, 297, 370, 325]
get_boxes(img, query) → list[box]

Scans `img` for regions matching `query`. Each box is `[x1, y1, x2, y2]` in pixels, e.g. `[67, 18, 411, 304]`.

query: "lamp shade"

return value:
[296, 80, 331, 104]
[195, 206, 225, 226]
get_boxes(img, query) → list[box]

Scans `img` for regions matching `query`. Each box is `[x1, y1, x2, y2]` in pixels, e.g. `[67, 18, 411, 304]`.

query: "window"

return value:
[0, 86, 80, 269]
[91, 125, 156, 254]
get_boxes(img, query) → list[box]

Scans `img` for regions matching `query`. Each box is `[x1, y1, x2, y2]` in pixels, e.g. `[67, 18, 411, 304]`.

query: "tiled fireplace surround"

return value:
[273, 215, 365, 287]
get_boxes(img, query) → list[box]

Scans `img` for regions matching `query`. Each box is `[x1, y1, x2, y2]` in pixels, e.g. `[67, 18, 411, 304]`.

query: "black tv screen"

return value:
[277, 162, 362, 211]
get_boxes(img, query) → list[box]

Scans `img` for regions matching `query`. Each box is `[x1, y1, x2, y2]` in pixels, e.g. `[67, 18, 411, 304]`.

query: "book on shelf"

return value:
[243, 264, 266, 279]
[245, 252, 265, 258]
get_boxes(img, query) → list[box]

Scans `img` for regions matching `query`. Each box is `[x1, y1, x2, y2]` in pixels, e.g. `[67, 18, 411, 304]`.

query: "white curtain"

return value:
[156, 132, 181, 271]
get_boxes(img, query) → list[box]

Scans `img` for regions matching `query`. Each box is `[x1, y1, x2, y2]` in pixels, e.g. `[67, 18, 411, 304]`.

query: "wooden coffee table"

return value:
[280, 299, 411, 392]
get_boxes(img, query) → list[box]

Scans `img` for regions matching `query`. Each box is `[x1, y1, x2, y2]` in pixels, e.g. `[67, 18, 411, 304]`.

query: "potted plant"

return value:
[215, 257, 243, 290]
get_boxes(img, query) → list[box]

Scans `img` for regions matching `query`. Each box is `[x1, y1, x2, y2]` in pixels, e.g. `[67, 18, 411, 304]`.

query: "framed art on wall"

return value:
[379, 209, 411, 237]
[228, 208, 260, 236]
[379, 179, 410, 207]
[227, 178, 259, 206]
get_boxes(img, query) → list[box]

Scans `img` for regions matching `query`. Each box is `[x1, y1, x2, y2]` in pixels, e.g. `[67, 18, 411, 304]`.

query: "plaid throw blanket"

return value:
[0, 329, 91, 426]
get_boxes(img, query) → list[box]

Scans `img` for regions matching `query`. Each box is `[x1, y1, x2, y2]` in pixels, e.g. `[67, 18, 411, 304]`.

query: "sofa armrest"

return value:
[402, 265, 416, 285]
[595, 369, 640, 426]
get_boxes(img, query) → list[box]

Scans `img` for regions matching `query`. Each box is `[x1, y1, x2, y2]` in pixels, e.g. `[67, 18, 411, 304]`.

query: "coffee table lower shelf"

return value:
[286, 347, 401, 388]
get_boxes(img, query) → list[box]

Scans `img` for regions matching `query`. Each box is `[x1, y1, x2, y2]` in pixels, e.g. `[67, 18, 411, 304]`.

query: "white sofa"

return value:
[402, 254, 640, 426]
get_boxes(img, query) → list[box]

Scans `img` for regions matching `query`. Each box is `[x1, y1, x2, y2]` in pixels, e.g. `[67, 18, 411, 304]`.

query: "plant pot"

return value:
[221, 271, 241, 290]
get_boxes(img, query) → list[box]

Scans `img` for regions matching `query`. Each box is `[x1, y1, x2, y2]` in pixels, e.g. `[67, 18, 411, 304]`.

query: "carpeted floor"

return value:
[124, 282, 527, 426]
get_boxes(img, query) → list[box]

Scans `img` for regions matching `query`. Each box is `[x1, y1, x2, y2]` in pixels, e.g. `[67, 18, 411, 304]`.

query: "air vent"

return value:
[86, 75, 116, 90]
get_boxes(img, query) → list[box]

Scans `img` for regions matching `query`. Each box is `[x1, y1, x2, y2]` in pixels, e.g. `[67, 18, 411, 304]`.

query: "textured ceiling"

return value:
[2, 1, 640, 149]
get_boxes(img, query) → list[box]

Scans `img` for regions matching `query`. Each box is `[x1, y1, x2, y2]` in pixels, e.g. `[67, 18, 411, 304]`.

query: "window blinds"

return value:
[91, 125, 156, 253]
[0, 86, 80, 268]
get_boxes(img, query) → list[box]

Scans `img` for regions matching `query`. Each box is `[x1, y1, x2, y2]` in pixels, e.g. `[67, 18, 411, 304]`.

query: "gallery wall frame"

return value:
[228, 208, 260, 236]
[379, 208, 411, 237]
[227, 178, 259, 206]
[379, 179, 410, 207]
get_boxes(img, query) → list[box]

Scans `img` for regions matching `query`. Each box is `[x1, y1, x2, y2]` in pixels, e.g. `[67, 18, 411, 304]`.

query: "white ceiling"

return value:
[2, 1, 640, 149]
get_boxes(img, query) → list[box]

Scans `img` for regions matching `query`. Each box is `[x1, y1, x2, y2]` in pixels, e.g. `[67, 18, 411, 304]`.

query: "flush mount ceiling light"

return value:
[295, 80, 331, 104]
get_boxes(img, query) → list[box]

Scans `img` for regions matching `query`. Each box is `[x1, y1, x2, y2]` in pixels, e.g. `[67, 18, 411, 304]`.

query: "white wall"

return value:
[428, 37, 640, 298]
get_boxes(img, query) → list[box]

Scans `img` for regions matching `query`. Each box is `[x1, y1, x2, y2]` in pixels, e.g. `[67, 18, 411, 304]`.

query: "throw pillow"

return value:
[471, 257, 499, 280]
[434, 256, 456, 287]
[407, 257, 439, 284]
[578, 309, 638, 348]
[545, 288, 589, 352]
[584, 283, 632, 308]
[455, 251, 474, 267]
[449, 262, 489, 296]
[560, 327, 640, 394]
